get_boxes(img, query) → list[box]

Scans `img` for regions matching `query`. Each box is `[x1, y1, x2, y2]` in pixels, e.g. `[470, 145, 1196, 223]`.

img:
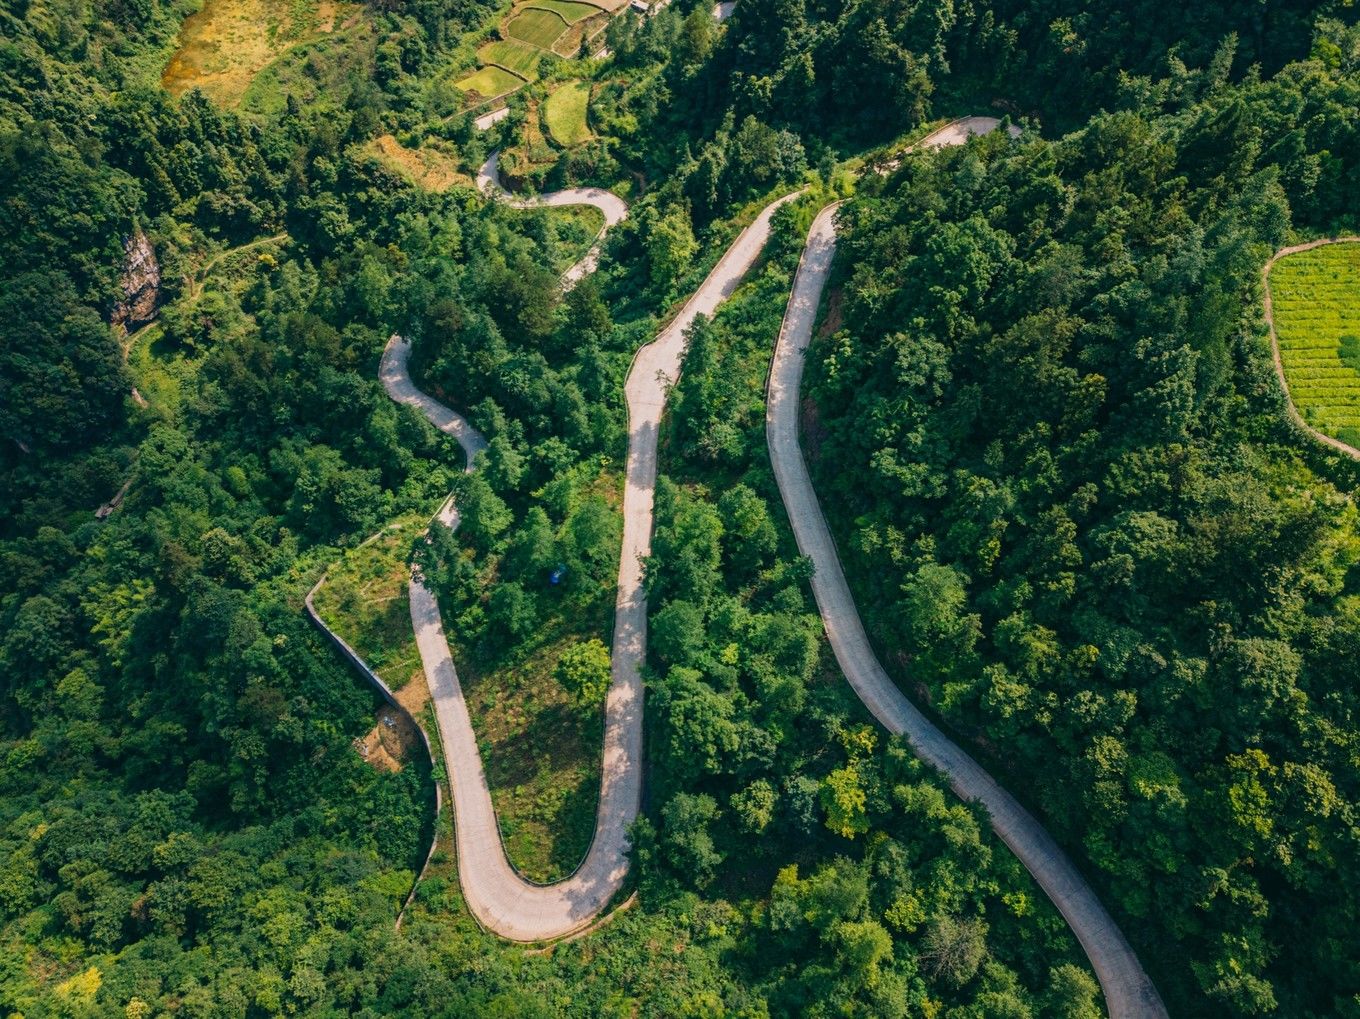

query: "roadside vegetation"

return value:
[309, 514, 430, 694]
[1268, 241, 1360, 447]
[5, 0, 1360, 1014]
[463, 635, 604, 881]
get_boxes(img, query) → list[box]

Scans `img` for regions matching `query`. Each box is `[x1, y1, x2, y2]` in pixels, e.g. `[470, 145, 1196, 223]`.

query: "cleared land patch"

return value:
[505, 7, 570, 49]
[454, 64, 527, 102]
[367, 135, 474, 192]
[161, 0, 360, 105]
[543, 81, 593, 147]
[1268, 241, 1360, 449]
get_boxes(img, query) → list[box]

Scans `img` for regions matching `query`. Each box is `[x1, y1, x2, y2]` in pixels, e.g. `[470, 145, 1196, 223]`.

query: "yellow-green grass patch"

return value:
[1269, 241, 1360, 446]
[366, 135, 474, 192]
[543, 81, 593, 147]
[161, 0, 360, 106]
[524, 0, 600, 23]
[453, 63, 527, 101]
[477, 38, 544, 78]
[504, 7, 570, 49]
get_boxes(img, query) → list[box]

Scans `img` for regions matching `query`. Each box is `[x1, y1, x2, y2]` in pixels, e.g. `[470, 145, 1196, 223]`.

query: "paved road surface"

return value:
[370, 117, 1169, 1006]
[766, 171, 1168, 1017]
[473, 107, 510, 131]
[380, 190, 798, 941]
[478, 152, 628, 287]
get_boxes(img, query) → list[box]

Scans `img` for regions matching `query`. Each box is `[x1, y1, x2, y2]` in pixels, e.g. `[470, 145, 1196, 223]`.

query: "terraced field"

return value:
[477, 38, 544, 77]
[526, 0, 600, 22]
[544, 81, 593, 146]
[1267, 241, 1360, 448]
[505, 7, 570, 48]
[453, 64, 526, 101]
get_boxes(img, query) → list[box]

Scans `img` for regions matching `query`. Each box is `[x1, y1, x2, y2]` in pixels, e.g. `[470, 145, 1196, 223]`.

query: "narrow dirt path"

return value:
[766, 178, 1167, 1017]
[1261, 236, 1360, 461]
[185, 232, 289, 301]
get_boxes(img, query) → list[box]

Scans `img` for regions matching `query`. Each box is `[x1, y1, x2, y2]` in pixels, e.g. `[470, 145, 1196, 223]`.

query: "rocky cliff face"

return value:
[112, 230, 160, 331]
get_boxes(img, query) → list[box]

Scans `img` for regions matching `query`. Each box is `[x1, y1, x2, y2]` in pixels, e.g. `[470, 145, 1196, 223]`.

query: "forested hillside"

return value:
[3, 0, 1359, 1014]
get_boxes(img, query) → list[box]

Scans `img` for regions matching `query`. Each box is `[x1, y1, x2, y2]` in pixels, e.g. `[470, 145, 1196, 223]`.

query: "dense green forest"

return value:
[3, 0, 1360, 1013]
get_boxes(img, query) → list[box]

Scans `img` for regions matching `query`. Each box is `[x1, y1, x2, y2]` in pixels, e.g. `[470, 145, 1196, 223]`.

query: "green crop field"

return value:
[1269, 241, 1360, 447]
[505, 7, 569, 49]
[524, 0, 599, 23]
[453, 63, 526, 100]
[543, 81, 593, 146]
[477, 39, 543, 77]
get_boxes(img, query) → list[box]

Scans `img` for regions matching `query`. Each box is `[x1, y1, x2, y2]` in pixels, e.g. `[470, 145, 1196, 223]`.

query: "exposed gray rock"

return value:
[112, 229, 160, 331]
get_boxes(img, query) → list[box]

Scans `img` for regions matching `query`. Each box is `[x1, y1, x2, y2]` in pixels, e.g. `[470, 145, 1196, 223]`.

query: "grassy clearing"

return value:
[161, 0, 360, 106]
[477, 38, 544, 77]
[127, 324, 191, 420]
[454, 63, 527, 101]
[524, 0, 600, 23]
[461, 638, 603, 883]
[543, 81, 593, 146]
[505, 7, 569, 49]
[310, 515, 431, 693]
[366, 135, 474, 192]
[1270, 242, 1360, 447]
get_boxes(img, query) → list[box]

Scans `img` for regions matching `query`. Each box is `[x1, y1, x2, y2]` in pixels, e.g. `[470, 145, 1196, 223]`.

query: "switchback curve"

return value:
[382, 182, 801, 941]
[478, 152, 628, 287]
[328, 117, 1168, 1008]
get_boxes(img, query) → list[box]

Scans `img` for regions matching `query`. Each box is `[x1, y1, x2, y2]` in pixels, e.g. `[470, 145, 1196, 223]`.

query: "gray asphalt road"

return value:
[765, 195, 1168, 1015]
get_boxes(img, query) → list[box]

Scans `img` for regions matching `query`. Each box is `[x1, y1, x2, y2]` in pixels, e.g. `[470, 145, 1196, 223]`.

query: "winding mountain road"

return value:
[478, 152, 628, 287]
[765, 195, 1167, 1017]
[382, 173, 800, 940]
[339, 118, 1167, 1012]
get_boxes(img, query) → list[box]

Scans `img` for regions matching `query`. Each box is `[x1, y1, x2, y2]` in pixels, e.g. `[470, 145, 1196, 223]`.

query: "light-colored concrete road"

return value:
[766, 173, 1168, 1017]
[380, 190, 798, 941]
[916, 115, 1023, 149]
[1261, 236, 1360, 461]
[478, 152, 629, 287]
[474, 106, 510, 131]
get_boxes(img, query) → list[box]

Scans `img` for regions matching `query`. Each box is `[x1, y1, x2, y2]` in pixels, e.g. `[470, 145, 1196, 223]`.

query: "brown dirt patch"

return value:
[369, 135, 475, 192]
